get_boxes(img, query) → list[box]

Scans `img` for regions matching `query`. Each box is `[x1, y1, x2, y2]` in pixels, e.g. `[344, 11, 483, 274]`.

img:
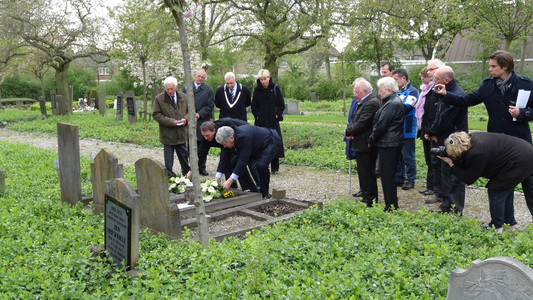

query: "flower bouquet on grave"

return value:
[200, 180, 234, 202]
[168, 176, 192, 194]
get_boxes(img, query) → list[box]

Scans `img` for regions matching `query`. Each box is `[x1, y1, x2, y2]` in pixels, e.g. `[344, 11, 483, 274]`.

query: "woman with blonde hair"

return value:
[440, 131, 533, 232]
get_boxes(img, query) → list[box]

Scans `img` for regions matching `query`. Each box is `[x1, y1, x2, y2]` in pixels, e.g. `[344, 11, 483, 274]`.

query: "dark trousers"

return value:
[271, 157, 280, 172]
[252, 160, 271, 198]
[422, 139, 435, 191]
[378, 146, 401, 211]
[488, 188, 516, 228]
[438, 162, 465, 213]
[430, 141, 443, 197]
[228, 155, 259, 192]
[164, 143, 190, 177]
[356, 150, 378, 206]
[521, 175, 533, 222]
[196, 141, 207, 171]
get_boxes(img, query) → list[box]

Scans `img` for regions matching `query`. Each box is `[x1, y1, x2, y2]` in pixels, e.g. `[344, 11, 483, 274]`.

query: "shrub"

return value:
[85, 89, 99, 108]
[1, 74, 42, 98]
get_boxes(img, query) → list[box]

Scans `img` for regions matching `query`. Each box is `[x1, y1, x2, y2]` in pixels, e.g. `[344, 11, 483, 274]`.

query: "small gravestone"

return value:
[0, 170, 5, 194]
[104, 179, 140, 271]
[38, 96, 47, 117]
[78, 98, 85, 108]
[16, 100, 23, 107]
[99, 95, 107, 116]
[69, 85, 74, 113]
[91, 149, 124, 215]
[310, 92, 317, 102]
[116, 92, 124, 121]
[135, 158, 181, 239]
[50, 90, 58, 116]
[135, 100, 141, 110]
[57, 94, 67, 116]
[57, 122, 82, 206]
[287, 101, 300, 115]
[447, 256, 533, 299]
[125, 91, 137, 124]
[151, 84, 160, 108]
[90, 98, 96, 107]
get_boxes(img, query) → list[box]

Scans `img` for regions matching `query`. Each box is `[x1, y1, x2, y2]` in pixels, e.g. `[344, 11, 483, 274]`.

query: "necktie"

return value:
[171, 96, 176, 106]
[229, 89, 234, 101]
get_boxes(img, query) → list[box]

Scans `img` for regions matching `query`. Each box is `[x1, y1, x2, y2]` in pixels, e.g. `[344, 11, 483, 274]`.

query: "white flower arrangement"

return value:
[168, 177, 231, 202]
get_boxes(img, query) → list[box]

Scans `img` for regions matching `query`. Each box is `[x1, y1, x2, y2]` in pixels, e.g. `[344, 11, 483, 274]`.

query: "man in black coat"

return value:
[345, 78, 381, 207]
[215, 72, 251, 122]
[425, 66, 468, 214]
[215, 125, 281, 199]
[181, 69, 214, 175]
[199, 118, 258, 192]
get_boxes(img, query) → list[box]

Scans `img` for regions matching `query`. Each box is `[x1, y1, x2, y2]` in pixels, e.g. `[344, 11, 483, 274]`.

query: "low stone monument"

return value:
[447, 256, 533, 299]
[116, 92, 124, 121]
[16, 100, 23, 108]
[310, 92, 319, 102]
[90, 98, 96, 107]
[50, 90, 58, 116]
[104, 179, 140, 271]
[38, 96, 47, 117]
[99, 95, 107, 116]
[0, 169, 5, 194]
[135, 158, 181, 239]
[90, 149, 124, 215]
[125, 91, 137, 124]
[57, 122, 82, 206]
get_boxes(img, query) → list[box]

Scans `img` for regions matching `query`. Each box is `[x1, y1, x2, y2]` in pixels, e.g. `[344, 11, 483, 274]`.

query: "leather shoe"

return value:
[199, 169, 209, 176]
[425, 196, 443, 204]
[402, 182, 415, 190]
[352, 190, 363, 197]
[422, 189, 435, 195]
[419, 189, 429, 194]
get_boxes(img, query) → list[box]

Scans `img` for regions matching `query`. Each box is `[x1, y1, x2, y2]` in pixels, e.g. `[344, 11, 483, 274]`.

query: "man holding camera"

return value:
[425, 66, 468, 214]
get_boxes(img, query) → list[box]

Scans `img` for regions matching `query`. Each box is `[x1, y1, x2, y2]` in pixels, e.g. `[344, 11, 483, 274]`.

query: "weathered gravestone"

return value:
[69, 85, 74, 112]
[90, 98, 96, 107]
[57, 122, 82, 206]
[310, 92, 318, 102]
[99, 95, 107, 116]
[50, 90, 58, 116]
[78, 98, 85, 108]
[135, 158, 181, 239]
[447, 256, 533, 299]
[91, 148, 124, 215]
[0, 169, 5, 194]
[104, 179, 140, 271]
[125, 91, 137, 124]
[16, 100, 23, 108]
[287, 100, 300, 115]
[38, 96, 47, 117]
[116, 92, 124, 120]
[136, 100, 141, 110]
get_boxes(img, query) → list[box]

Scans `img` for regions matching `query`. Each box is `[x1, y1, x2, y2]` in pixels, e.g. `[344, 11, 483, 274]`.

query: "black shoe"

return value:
[352, 190, 363, 197]
[419, 189, 429, 194]
[425, 196, 443, 204]
[422, 189, 435, 195]
[396, 182, 404, 187]
[199, 169, 209, 176]
[402, 182, 415, 190]
[272, 170, 278, 175]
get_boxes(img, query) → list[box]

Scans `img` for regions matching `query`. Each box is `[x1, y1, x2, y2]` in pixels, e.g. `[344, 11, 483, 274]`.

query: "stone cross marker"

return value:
[99, 94, 107, 116]
[125, 91, 137, 124]
[116, 92, 124, 121]
[90, 148, 124, 215]
[135, 158, 181, 239]
[57, 122, 82, 206]
[104, 179, 140, 270]
[447, 256, 533, 299]
[0, 169, 5, 194]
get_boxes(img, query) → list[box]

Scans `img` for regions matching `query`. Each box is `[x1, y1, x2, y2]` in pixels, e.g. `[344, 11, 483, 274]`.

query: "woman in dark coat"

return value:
[441, 131, 533, 232]
[251, 69, 285, 174]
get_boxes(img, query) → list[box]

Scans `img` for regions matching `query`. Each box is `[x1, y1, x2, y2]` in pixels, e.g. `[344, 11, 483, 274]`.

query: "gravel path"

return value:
[1, 127, 532, 231]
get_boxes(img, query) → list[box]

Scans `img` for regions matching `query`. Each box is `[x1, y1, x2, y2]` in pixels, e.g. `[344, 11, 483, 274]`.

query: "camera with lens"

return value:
[430, 146, 447, 156]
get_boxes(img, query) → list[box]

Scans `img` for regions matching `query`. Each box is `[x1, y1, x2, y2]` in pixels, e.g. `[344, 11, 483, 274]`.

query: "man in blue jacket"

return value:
[436, 50, 533, 221]
[392, 68, 419, 190]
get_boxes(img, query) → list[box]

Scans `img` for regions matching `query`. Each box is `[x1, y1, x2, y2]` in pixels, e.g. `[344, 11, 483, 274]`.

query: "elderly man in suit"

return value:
[215, 125, 281, 199]
[153, 76, 189, 178]
[181, 69, 215, 175]
[215, 72, 251, 122]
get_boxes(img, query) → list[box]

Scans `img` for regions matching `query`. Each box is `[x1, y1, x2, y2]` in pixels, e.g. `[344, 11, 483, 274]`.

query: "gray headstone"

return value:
[69, 85, 74, 113]
[0, 169, 5, 194]
[50, 90, 58, 116]
[125, 91, 137, 124]
[90, 148, 124, 215]
[57, 122, 82, 205]
[105, 178, 140, 270]
[287, 100, 300, 115]
[78, 98, 85, 107]
[90, 98, 96, 107]
[135, 158, 181, 239]
[38, 96, 47, 117]
[151, 84, 160, 108]
[310, 92, 317, 102]
[16, 100, 23, 107]
[447, 256, 533, 299]
[99, 95, 107, 116]
[136, 100, 141, 110]
[116, 92, 124, 121]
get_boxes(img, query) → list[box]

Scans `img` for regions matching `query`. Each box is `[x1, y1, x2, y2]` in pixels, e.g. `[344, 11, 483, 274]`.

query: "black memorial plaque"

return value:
[116, 92, 123, 116]
[51, 94, 56, 109]
[126, 96, 135, 116]
[105, 195, 132, 270]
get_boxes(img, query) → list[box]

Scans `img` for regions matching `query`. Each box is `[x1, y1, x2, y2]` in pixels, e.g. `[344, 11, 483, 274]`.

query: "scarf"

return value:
[415, 81, 434, 128]
[496, 72, 512, 95]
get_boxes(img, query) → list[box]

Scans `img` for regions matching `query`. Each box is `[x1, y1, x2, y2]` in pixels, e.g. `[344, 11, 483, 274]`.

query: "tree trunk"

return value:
[325, 50, 331, 84]
[55, 63, 70, 116]
[165, 0, 208, 248]
[142, 60, 147, 120]
[519, 39, 527, 75]
[39, 77, 48, 117]
[264, 54, 278, 84]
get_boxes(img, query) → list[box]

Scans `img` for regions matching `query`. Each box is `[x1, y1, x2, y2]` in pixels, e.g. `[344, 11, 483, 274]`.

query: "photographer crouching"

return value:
[439, 131, 533, 233]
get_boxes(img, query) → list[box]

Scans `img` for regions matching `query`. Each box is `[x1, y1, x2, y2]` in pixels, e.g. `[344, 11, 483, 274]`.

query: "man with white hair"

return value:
[214, 72, 251, 122]
[153, 76, 190, 178]
[215, 125, 281, 199]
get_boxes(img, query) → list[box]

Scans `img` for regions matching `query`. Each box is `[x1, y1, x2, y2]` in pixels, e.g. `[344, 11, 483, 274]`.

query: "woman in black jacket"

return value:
[441, 131, 533, 232]
[251, 69, 285, 174]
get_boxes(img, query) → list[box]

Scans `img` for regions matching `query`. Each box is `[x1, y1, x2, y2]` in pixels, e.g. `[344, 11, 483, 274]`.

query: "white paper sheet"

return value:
[514, 89, 531, 121]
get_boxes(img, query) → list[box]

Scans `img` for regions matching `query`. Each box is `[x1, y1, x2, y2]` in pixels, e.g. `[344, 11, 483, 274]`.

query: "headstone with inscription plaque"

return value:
[116, 92, 123, 120]
[125, 91, 137, 124]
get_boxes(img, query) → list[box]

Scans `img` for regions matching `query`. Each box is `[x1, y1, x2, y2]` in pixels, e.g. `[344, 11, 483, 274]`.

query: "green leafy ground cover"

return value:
[2, 140, 533, 298]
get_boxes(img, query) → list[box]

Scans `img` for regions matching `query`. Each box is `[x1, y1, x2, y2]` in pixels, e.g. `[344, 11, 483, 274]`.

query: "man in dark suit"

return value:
[214, 72, 251, 122]
[215, 125, 281, 199]
[181, 69, 215, 175]
[345, 78, 381, 207]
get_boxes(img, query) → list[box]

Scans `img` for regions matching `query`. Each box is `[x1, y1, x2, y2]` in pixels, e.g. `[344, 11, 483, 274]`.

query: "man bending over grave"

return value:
[153, 76, 190, 178]
[216, 126, 281, 199]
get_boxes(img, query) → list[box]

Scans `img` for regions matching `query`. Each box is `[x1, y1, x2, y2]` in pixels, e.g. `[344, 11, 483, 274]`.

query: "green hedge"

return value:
[1, 98, 38, 105]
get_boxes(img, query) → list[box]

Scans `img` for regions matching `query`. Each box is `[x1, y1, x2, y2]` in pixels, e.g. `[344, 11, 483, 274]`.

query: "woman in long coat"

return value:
[251, 69, 285, 174]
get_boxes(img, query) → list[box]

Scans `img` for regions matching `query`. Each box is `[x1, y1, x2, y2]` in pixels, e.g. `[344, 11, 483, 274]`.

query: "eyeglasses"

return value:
[427, 67, 437, 72]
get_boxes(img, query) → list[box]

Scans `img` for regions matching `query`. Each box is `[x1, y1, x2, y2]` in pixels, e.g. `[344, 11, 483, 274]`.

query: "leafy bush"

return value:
[1, 98, 37, 105]
[0, 74, 42, 98]
[85, 89, 99, 108]
[313, 77, 343, 101]
[30, 103, 52, 111]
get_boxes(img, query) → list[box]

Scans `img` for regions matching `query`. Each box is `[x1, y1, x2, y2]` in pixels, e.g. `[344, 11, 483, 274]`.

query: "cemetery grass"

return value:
[2, 140, 533, 298]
